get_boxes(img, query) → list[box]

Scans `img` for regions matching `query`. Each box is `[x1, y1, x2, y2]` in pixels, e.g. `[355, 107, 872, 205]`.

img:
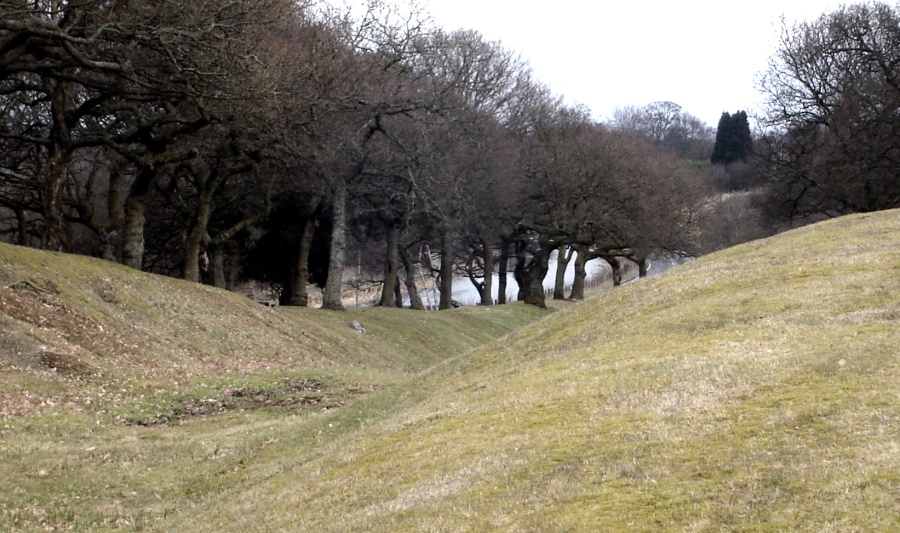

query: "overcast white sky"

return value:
[423, 0, 852, 127]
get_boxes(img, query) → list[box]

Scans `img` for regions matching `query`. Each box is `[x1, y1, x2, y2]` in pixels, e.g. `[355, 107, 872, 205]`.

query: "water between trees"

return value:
[406, 250, 690, 308]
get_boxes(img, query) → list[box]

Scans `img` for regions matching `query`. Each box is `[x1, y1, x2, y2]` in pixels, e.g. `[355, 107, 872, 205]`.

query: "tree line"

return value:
[706, 1, 900, 249]
[1, 1, 895, 310]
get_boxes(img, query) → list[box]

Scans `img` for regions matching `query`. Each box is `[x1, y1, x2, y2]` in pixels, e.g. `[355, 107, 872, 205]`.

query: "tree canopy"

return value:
[0, 1, 731, 309]
[757, 1, 900, 222]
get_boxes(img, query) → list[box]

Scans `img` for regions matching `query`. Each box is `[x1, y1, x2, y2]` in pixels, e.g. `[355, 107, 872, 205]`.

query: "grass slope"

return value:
[167, 210, 898, 532]
[0, 244, 550, 530]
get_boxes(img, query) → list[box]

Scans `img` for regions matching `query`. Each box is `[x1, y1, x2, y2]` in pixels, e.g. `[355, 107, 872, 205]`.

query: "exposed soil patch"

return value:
[127, 378, 374, 426]
[38, 350, 98, 379]
[1, 281, 104, 348]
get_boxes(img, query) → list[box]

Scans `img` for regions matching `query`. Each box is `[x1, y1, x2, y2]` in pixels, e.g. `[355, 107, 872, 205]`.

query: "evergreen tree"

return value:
[711, 111, 752, 164]
[731, 111, 752, 160]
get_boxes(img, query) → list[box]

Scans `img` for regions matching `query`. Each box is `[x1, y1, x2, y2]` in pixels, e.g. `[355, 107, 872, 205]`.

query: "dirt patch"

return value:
[127, 378, 374, 426]
[1, 282, 104, 347]
[38, 350, 98, 379]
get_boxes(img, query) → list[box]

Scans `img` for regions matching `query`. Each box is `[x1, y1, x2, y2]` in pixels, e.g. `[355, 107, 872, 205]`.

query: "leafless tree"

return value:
[0, 0, 297, 256]
[758, 2, 900, 223]
[611, 101, 714, 160]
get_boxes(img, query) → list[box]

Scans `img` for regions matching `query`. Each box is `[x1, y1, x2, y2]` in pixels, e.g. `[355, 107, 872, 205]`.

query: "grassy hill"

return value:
[0, 244, 550, 530]
[2, 210, 898, 531]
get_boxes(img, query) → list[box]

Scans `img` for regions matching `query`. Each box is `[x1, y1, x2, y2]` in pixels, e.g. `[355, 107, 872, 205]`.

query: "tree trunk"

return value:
[569, 244, 588, 300]
[400, 246, 426, 310]
[322, 179, 347, 310]
[104, 171, 126, 262]
[439, 231, 454, 310]
[40, 81, 71, 251]
[183, 196, 213, 283]
[393, 274, 403, 308]
[514, 239, 526, 301]
[224, 243, 239, 290]
[41, 144, 70, 251]
[122, 194, 147, 270]
[121, 164, 160, 271]
[184, 167, 226, 283]
[606, 256, 623, 286]
[497, 237, 509, 305]
[636, 256, 650, 277]
[211, 243, 227, 288]
[553, 245, 573, 299]
[378, 221, 400, 307]
[16, 208, 28, 246]
[521, 240, 551, 308]
[478, 237, 493, 305]
[92, 224, 115, 263]
[287, 217, 316, 306]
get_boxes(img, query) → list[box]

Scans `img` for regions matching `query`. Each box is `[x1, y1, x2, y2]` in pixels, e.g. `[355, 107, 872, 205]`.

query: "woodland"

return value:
[1, 0, 898, 309]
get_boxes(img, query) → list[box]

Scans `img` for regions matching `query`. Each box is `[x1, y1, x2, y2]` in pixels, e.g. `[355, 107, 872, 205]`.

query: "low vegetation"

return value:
[2, 210, 898, 531]
[0, 243, 550, 530]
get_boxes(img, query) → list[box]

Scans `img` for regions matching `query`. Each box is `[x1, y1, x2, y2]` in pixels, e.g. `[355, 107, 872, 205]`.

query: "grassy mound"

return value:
[0, 244, 549, 530]
[2, 209, 898, 531]
[175, 210, 898, 532]
[0, 243, 547, 415]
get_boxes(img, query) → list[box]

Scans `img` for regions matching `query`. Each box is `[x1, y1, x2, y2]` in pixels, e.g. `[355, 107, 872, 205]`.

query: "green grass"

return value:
[2, 210, 899, 531]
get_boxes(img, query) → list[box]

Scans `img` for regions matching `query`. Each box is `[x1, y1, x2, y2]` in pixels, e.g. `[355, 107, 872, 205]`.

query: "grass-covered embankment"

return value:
[0, 243, 550, 530]
[2, 209, 898, 531]
[172, 210, 899, 532]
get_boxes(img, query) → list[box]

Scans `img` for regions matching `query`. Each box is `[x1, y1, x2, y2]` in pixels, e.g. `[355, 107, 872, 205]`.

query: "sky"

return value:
[423, 0, 852, 128]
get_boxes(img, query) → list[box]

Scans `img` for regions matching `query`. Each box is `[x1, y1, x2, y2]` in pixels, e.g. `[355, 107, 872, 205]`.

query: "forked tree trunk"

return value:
[400, 247, 426, 310]
[521, 241, 551, 309]
[121, 142, 203, 271]
[322, 179, 347, 310]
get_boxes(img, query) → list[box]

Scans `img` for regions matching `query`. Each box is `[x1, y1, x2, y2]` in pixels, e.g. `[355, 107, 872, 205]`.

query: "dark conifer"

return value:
[711, 111, 752, 164]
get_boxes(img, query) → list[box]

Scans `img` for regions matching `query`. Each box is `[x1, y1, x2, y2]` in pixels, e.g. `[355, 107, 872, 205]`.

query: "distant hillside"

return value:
[1, 210, 897, 531]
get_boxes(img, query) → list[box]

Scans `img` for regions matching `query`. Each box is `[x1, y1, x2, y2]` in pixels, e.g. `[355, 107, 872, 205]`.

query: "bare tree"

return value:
[0, 0, 296, 255]
[611, 101, 714, 160]
[758, 2, 900, 223]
